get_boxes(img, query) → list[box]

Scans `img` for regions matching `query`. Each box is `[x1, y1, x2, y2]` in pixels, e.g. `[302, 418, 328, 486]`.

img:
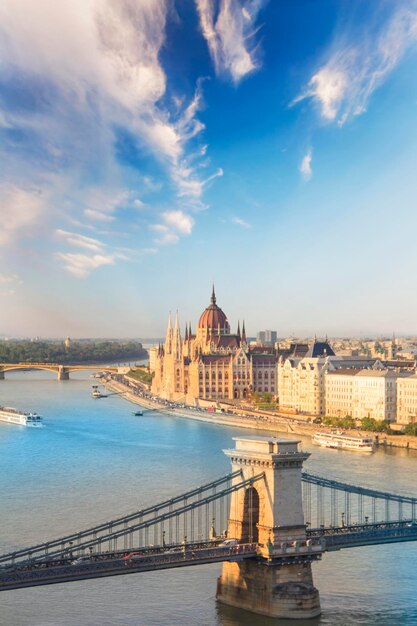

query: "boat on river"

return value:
[91, 385, 107, 399]
[0, 406, 43, 427]
[313, 430, 374, 452]
[133, 410, 143, 416]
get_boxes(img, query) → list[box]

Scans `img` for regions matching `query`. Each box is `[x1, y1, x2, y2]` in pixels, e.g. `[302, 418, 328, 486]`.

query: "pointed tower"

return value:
[241, 320, 247, 345]
[173, 310, 182, 361]
[211, 283, 216, 305]
[164, 312, 173, 355]
[237, 321, 241, 339]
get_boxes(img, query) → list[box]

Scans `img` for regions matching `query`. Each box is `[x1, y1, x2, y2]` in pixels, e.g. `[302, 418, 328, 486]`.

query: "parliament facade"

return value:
[151, 288, 277, 404]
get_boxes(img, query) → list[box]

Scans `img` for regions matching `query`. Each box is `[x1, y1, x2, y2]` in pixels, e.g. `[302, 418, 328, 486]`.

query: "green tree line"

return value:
[0, 340, 147, 364]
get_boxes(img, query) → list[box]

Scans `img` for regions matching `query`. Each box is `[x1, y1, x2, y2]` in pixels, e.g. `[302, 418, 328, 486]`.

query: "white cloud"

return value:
[162, 210, 194, 235]
[294, 5, 417, 125]
[84, 209, 115, 222]
[55, 252, 116, 278]
[0, 0, 221, 261]
[151, 210, 195, 244]
[231, 216, 251, 228]
[0, 273, 20, 284]
[299, 149, 313, 181]
[0, 184, 46, 245]
[56, 229, 106, 253]
[196, 0, 267, 83]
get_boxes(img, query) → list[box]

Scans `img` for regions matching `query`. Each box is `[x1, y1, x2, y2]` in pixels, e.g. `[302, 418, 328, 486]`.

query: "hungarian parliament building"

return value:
[151, 287, 335, 406]
[149, 288, 417, 423]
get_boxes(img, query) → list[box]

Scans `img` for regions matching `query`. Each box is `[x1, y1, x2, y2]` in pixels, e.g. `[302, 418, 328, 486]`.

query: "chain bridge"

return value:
[1, 436, 417, 619]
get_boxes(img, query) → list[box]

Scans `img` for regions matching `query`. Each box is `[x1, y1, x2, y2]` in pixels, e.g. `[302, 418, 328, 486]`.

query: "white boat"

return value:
[313, 430, 374, 452]
[91, 385, 105, 398]
[0, 406, 43, 427]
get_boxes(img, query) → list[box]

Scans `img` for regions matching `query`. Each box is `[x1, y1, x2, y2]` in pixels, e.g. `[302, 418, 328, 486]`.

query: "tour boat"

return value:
[313, 430, 374, 452]
[0, 406, 43, 427]
[133, 410, 143, 416]
[91, 386, 104, 398]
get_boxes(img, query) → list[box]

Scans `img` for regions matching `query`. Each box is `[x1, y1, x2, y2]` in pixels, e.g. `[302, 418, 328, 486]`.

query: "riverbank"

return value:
[103, 378, 417, 451]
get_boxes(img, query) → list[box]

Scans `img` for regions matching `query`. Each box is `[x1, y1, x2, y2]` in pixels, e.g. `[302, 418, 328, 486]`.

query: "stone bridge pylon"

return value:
[216, 436, 321, 619]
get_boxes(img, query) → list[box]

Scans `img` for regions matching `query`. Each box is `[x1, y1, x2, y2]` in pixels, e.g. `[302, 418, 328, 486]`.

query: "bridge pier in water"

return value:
[0, 370, 4, 380]
[58, 366, 69, 380]
[217, 436, 321, 620]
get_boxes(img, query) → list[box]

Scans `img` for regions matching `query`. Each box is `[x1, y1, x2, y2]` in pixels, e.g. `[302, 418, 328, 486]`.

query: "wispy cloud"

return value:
[151, 210, 195, 245]
[293, 5, 417, 125]
[0, 273, 20, 284]
[55, 252, 117, 278]
[0, 0, 222, 272]
[196, 0, 267, 83]
[0, 184, 46, 246]
[231, 216, 251, 228]
[56, 230, 106, 253]
[299, 149, 313, 181]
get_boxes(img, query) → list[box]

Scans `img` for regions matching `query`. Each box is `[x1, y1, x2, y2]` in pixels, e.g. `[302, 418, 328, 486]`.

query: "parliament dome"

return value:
[198, 287, 229, 332]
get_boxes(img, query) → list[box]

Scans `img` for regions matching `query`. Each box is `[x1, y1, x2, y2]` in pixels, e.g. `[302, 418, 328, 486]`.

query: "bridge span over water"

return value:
[0, 362, 123, 380]
[1, 436, 417, 619]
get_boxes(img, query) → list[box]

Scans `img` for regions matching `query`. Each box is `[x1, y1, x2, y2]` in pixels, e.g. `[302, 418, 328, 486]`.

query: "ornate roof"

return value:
[198, 286, 229, 332]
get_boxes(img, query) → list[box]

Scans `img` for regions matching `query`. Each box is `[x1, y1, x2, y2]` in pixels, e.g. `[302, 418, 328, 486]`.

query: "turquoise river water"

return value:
[1, 371, 417, 626]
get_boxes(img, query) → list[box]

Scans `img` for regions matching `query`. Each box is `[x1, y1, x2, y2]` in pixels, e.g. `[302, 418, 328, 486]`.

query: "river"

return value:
[1, 370, 417, 626]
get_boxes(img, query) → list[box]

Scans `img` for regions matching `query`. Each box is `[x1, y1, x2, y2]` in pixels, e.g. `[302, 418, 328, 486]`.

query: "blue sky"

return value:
[1, 0, 417, 338]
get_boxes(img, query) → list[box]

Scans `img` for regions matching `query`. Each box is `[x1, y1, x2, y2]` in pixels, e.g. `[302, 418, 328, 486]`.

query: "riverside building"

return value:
[325, 369, 412, 422]
[396, 374, 417, 425]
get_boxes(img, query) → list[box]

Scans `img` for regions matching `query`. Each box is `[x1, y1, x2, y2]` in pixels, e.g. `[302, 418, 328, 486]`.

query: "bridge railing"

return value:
[302, 472, 417, 529]
[0, 470, 266, 568]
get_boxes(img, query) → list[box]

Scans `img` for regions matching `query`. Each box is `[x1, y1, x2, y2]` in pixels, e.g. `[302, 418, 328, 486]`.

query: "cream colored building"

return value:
[396, 374, 417, 424]
[325, 369, 406, 422]
[353, 370, 399, 422]
[277, 343, 336, 416]
[325, 369, 356, 418]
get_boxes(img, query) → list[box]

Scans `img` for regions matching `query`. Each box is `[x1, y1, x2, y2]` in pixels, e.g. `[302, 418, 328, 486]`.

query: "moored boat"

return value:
[313, 430, 374, 452]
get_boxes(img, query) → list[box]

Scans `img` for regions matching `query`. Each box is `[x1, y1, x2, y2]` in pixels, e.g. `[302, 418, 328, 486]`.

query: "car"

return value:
[123, 551, 144, 560]
[71, 555, 92, 565]
[219, 538, 239, 547]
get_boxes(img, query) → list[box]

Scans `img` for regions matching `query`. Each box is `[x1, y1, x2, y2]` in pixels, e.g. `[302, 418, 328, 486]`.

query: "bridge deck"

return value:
[308, 521, 417, 551]
[0, 545, 258, 591]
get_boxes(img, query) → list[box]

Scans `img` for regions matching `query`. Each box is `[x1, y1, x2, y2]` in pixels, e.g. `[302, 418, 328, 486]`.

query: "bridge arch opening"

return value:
[241, 486, 259, 543]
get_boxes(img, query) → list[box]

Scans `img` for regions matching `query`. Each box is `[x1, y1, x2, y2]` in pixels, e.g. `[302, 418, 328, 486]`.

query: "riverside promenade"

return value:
[104, 376, 417, 451]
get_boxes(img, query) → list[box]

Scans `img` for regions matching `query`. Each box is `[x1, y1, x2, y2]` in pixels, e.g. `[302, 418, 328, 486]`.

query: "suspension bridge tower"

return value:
[216, 436, 321, 619]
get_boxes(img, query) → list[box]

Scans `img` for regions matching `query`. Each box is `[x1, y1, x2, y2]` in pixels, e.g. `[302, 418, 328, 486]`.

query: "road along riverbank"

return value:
[103, 378, 417, 451]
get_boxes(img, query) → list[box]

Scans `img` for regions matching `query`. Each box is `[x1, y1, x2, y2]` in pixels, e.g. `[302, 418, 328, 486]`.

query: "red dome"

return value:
[198, 288, 229, 331]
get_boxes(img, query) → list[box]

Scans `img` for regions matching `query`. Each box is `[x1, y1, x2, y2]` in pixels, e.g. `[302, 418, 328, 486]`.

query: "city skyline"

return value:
[2, 1, 417, 337]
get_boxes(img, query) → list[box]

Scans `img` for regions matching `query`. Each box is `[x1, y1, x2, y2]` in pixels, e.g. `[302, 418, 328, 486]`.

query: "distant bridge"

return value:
[0, 363, 121, 380]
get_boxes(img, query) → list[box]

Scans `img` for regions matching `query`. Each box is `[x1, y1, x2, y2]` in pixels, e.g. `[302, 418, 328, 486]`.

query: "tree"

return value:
[404, 423, 417, 437]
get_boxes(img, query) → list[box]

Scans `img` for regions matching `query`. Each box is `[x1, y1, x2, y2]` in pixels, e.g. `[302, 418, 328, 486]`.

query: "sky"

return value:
[1, 0, 417, 338]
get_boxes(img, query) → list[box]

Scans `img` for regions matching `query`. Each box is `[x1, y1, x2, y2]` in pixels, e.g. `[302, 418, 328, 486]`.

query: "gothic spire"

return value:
[242, 320, 246, 344]
[173, 310, 182, 360]
[211, 284, 216, 306]
[164, 312, 173, 355]
[237, 320, 241, 338]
